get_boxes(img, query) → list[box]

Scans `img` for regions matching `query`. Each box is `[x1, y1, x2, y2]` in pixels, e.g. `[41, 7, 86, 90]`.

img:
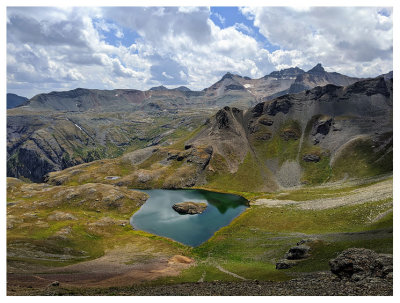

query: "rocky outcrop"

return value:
[265, 97, 292, 116]
[216, 108, 230, 129]
[302, 154, 320, 162]
[329, 248, 393, 281]
[258, 118, 274, 126]
[286, 245, 311, 260]
[47, 211, 78, 221]
[265, 67, 305, 79]
[312, 116, 332, 136]
[345, 77, 391, 98]
[276, 239, 316, 269]
[172, 202, 208, 215]
[287, 63, 362, 94]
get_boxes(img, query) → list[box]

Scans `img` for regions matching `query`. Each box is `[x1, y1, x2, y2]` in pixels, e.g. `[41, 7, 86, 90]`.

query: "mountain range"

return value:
[7, 64, 392, 183]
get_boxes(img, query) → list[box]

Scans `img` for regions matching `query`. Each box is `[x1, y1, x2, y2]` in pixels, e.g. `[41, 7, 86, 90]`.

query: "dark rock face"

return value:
[266, 67, 305, 79]
[329, 248, 393, 281]
[312, 117, 332, 136]
[221, 72, 234, 80]
[7, 147, 58, 183]
[252, 103, 265, 118]
[225, 84, 245, 91]
[346, 77, 390, 97]
[216, 108, 230, 129]
[303, 154, 321, 162]
[265, 98, 292, 116]
[172, 202, 208, 215]
[309, 84, 341, 100]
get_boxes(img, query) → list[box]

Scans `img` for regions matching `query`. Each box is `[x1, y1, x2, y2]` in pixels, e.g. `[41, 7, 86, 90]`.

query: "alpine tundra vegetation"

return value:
[6, 5, 393, 296]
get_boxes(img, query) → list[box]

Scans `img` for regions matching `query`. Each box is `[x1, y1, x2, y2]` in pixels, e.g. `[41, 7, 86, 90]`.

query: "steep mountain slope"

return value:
[7, 107, 210, 182]
[190, 76, 392, 191]
[7, 93, 28, 109]
[6, 65, 377, 182]
[47, 76, 392, 192]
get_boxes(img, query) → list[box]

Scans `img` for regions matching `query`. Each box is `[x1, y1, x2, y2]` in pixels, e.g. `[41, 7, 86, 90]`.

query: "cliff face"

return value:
[186, 76, 392, 191]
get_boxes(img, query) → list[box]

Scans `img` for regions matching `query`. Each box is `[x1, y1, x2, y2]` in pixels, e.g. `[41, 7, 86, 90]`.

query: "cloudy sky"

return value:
[7, 6, 393, 98]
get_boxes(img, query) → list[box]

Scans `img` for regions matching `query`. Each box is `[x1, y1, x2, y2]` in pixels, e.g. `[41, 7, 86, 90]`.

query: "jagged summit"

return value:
[308, 63, 325, 74]
[265, 67, 305, 79]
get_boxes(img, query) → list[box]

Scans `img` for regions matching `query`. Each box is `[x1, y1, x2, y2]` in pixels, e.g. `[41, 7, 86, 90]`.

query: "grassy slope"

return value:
[331, 134, 393, 180]
[161, 193, 392, 283]
[7, 173, 393, 288]
[7, 180, 189, 268]
[7, 112, 393, 291]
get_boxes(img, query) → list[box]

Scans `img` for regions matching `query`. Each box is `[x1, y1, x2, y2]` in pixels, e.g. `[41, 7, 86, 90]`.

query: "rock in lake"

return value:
[172, 202, 208, 215]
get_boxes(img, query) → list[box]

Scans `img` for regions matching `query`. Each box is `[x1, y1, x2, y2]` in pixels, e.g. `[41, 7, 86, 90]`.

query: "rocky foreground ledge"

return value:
[14, 271, 392, 296]
[8, 248, 393, 296]
[172, 202, 208, 215]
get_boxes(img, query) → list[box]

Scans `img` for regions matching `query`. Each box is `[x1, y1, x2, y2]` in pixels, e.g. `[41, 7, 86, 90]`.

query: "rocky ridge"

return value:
[7, 65, 391, 183]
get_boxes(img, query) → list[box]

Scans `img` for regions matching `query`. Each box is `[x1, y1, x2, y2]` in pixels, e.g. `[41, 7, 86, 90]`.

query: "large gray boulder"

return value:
[329, 248, 393, 281]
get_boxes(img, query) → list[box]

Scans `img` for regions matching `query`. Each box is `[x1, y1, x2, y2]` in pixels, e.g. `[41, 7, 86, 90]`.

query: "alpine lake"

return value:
[130, 189, 249, 246]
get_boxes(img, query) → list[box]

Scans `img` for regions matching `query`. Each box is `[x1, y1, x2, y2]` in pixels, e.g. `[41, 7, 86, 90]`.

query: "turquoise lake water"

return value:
[130, 189, 248, 247]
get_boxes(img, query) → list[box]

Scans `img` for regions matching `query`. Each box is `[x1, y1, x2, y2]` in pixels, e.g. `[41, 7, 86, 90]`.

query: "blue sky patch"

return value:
[93, 17, 141, 48]
[210, 7, 280, 52]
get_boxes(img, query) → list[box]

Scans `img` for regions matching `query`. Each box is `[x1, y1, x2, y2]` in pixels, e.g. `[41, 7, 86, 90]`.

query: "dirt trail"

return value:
[215, 264, 247, 280]
[253, 178, 392, 210]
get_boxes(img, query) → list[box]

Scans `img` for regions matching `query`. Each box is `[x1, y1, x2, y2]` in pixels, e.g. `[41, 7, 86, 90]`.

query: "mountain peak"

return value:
[221, 72, 235, 81]
[308, 63, 325, 74]
[265, 67, 305, 79]
[149, 85, 168, 91]
[174, 86, 191, 92]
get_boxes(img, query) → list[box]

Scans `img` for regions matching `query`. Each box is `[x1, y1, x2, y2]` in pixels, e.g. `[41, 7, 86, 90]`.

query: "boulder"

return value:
[172, 202, 208, 215]
[276, 259, 297, 269]
[259, 118, 274, 126]
[329, 248, 393, 281]
[47, 211, 77, 221]
[285, 245, 311, 260]
[276, 243, 312, 269]
[302, 154, 320, 162]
